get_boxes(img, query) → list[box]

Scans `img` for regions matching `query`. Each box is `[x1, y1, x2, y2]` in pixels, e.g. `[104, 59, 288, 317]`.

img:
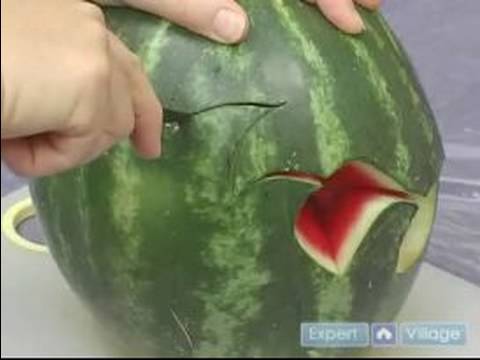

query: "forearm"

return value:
[0, 8, 8, 133]
[1, 1, 4, 126]
[1, 73, 4, 125]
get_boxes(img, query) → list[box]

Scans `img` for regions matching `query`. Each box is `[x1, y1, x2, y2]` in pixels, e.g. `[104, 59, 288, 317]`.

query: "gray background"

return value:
[383, 0, 479, 182]
[1, 0, 479, 283]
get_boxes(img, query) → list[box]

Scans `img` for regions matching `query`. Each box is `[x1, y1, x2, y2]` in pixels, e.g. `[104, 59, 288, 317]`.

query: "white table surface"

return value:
[2, 188, 479, 357]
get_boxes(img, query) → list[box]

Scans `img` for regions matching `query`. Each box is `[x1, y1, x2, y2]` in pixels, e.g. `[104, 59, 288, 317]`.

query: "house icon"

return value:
[376, 327, 393, 341]
[371, 323, 398, 346]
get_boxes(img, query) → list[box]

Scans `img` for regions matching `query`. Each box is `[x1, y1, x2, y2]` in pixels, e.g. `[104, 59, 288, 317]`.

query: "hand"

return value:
[304, 0, 382, 33]
[1, 0, 163, 177]
[95, 0, 249, 44]
[1, 0, 381, 178]
[94, 0, 381, 46]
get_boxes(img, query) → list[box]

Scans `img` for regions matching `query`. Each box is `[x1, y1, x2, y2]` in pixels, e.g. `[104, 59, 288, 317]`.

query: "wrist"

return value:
[1, 72, 5, 119]
[0, 67, 10, 137]
[1, 0, 16, 138]
[1, 1, 7, 134]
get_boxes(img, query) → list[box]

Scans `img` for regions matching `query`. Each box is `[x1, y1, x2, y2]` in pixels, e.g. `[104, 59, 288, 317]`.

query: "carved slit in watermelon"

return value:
[262, 161, 436, 275]
[261, 171, 325, 187]
[396, 183, 438, 273]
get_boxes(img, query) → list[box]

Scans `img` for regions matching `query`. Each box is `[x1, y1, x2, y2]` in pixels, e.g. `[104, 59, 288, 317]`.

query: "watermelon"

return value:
[30, 0, 444, 357]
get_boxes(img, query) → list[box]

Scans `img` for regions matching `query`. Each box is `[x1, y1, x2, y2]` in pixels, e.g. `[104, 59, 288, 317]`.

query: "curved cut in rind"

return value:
[261, 171, 325, 187]
[295, 228, 338, 274]
[262, 161, 437, 276]
[340, 161, 406, 193]
[335, 195, 403, 275]
[396, 182, 439, 273]
[295, 189, 404, 276]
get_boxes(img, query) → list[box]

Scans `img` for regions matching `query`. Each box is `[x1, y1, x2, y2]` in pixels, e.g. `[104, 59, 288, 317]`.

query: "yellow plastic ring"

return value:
[2, 197, 48, 253]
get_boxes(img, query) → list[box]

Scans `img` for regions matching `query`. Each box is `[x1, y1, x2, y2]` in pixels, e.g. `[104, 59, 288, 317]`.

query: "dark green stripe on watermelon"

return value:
[30, 0, 443, 357]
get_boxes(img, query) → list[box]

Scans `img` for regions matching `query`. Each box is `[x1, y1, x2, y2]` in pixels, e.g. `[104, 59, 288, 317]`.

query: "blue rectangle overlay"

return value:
[301, 323, 369, 348]
[371, 323, 398, 347]
[401, 322, 467, 346]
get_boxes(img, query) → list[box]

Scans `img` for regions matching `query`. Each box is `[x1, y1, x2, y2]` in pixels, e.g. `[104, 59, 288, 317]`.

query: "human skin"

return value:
[0, 0, 381, 177]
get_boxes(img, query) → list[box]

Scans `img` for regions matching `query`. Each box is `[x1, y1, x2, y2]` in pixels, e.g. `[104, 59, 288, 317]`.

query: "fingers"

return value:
[108, 32, 163, 159]
[122, 0, 249, 44]
[1, 134, 97, 177]
[106, 39, 135, 140]
[1, 36, 163, 177]
[314, 0, 365, 34]
[128, 72, 163, 159]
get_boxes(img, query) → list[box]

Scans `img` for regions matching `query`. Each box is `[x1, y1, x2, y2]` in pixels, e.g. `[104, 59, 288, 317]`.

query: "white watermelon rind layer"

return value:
[261, 161, 440, 276]
[396, 182, 439, 273]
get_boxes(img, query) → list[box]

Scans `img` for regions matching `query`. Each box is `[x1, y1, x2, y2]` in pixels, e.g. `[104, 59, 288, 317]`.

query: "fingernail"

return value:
[349, 10, 366, 33]
[349, 3, 366, 33]
[154, 141, 162, 158]
[213, 8, 248, 43]
[358, 17, 366, 32]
